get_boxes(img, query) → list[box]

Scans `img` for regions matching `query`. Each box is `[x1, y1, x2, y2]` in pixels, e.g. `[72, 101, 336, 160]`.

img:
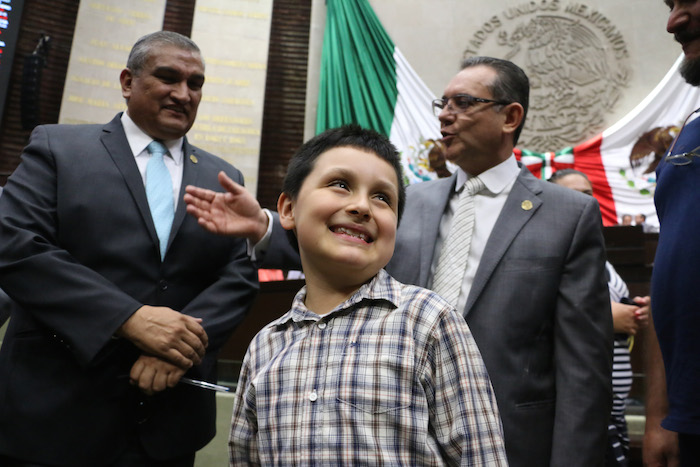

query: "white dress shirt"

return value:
[429, 155, 520, 311]
[121, 112, 184, 209]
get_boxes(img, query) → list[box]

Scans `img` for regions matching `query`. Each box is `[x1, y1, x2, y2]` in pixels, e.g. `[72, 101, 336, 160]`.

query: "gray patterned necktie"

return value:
[431, 176, 485, 307]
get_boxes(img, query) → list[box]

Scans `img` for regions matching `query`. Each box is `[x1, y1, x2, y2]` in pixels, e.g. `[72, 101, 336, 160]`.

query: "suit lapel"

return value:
[171, 139, 201, 241]
[100, 115, 159, 247]
[465, 166, 543, 315]
[100, 116, 200, 256]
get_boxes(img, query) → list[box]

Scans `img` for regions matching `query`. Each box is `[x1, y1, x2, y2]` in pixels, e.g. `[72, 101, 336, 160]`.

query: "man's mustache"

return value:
[675, 29, 700, 44]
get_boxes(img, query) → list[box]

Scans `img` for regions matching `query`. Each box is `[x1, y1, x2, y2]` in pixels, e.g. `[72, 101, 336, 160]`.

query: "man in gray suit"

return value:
[0, 31, 257, 466]
[185, 57, 613, 466]
[391, 57, 612, 466]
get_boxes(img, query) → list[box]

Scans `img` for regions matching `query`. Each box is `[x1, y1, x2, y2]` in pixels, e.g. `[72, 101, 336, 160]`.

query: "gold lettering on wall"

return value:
[59, 0, 167, 125]
[190, 0, 274, 195]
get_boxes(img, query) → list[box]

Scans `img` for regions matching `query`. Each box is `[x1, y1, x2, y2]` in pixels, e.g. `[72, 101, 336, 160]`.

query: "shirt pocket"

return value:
[334, 347, 413, 415]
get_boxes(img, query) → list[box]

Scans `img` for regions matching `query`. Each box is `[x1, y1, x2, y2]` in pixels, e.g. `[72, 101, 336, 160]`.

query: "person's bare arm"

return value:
[643, 311, 679, 467]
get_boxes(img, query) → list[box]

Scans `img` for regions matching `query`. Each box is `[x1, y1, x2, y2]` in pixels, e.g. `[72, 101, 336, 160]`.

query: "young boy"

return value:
[227, 125, 507, 465]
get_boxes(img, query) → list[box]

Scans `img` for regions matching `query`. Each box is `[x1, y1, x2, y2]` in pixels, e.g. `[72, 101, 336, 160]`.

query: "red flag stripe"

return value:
[573, 134, 618, 226]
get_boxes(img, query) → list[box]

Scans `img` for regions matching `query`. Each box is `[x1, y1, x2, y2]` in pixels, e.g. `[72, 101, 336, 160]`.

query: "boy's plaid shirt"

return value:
[229, 269, 507, 466]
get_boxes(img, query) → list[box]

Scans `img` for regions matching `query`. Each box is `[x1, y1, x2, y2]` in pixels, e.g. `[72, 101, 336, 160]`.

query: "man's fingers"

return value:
[217, 171, 240, 194]
[183, 195, 207, 214]
[184, 193, 214, 223]
[185, 316, 208, 349]
[164, 325, 206, 368]
[152, 370, 169, 393]
[119, 306, 208, 369]
[130, 358, 145, 383]
[134, 363, 157, 395]
[184, 184, 216, 203]
[167, 368, 186, 388]
[177, 336, 204, 365]
[176, 316, 207, 363]
[165, 328, 204, 369]
[130, 355, 185, 394]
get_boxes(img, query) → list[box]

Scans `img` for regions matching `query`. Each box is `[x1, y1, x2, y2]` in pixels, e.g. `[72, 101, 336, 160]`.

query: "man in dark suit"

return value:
[0, 31, 258, 466]
[0, 186, 11, 328]
[0, 288, 11, 330]
[184, 57, 613, 466]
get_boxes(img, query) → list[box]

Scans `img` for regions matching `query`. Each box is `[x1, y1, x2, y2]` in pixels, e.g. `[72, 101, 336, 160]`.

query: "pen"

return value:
[181, 377, 230, 392]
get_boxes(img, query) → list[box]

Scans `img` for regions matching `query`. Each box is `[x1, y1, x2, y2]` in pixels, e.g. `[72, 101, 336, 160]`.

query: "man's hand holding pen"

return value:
[128, 356, 230, 395]
[116, 305, 214, 395]
[130, 355, 186, 396]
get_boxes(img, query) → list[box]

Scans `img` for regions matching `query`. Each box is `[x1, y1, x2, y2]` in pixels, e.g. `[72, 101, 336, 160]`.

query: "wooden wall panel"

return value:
[256, 0, 311, 209]
[0, 0, 79, 185]
[163, 0, 195, 37]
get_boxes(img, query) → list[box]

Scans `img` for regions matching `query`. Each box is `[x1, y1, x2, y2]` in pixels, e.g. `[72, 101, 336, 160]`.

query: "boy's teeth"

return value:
[336, 227, 368, 242]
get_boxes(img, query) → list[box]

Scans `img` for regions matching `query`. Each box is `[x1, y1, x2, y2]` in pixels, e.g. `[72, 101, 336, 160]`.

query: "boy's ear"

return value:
[277, 192, 296, 231]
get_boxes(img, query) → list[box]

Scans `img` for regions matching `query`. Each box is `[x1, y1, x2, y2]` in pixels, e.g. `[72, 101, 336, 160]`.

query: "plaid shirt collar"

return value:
[271, 269, 400, 326]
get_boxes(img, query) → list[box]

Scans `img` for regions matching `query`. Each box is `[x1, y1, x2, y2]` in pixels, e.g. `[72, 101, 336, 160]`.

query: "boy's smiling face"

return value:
[278, 146, 400, 286]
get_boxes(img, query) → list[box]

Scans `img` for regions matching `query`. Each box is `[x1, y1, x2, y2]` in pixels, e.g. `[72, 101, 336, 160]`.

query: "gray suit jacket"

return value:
[388, 167, 613, 467]
[0, 115, 258, 464]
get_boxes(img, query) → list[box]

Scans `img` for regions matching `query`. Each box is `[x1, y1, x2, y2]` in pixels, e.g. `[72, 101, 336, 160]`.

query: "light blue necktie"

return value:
[146, 141, 174, 260]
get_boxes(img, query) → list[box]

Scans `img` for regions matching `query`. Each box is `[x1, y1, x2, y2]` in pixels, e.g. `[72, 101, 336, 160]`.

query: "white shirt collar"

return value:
[120, 112, 184, 165]
[455, 154, 519, 195]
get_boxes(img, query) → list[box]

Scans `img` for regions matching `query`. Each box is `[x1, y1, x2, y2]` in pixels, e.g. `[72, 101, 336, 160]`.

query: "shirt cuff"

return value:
[247, 208, 273, 262]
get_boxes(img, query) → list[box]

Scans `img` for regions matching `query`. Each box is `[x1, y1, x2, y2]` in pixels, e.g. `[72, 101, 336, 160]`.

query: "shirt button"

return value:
[318, 322, 327, 330]
[309, 390, 318, 402]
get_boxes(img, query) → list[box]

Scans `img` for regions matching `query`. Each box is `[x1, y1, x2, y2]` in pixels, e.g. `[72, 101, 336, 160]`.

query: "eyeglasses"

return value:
[432, 93, 511, 117]
[665, 107, 700, 166]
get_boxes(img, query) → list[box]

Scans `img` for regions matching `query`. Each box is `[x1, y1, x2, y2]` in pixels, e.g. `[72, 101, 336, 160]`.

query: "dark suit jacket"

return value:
[0, 115, 258, 465]
[264, 166, 613, 467]
[0, 187, 12, 328]
[0, 288, 12, 329]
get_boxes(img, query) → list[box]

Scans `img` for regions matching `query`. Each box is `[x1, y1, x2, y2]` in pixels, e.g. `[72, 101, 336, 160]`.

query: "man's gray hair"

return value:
[126, 31, 202, 74]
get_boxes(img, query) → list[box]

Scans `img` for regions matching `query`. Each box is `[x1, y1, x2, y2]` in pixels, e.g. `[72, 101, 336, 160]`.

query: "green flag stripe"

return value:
[317, 0, 398, 136]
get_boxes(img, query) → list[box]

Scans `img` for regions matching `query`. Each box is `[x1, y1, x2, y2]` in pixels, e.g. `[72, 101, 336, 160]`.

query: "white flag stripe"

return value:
[390, 48, 441, 155]
[599, 54, 700, 227]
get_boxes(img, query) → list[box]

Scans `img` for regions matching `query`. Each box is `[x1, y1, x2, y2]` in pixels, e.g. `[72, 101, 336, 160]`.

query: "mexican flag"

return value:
[316, 0, 700, 229]
[517, 55, 700, 228]
[316, 0, 441, 185]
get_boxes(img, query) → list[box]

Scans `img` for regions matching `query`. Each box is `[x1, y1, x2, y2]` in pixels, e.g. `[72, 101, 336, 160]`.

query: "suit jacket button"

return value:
[159, 281, 168, 291]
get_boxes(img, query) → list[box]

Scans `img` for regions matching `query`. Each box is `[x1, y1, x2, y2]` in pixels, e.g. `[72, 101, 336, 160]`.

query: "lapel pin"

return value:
[189, 154, 198, 164]
[521, 200, 533, 211]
